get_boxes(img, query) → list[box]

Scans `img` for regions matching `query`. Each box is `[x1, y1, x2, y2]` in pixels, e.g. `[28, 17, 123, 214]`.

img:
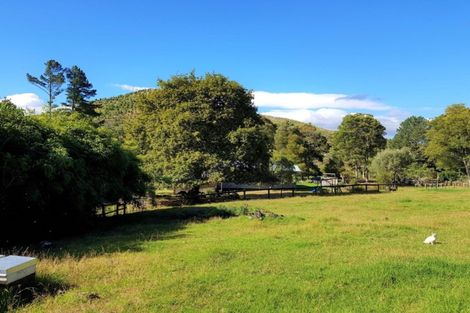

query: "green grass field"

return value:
[5, 188, 470, 312]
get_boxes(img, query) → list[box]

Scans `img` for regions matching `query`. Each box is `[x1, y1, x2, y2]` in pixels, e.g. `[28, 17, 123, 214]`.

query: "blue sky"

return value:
[2, 0, 470, 135]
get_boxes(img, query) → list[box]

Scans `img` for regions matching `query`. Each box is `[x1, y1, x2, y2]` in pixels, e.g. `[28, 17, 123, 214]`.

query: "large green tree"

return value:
[125, 72, 273, 189]
[426, 104, 470, 184]
[65, 65, 97, 114]
[333, 114, 386, 180]
[389, 116, 429, 160]
[26, 59, 65, 114]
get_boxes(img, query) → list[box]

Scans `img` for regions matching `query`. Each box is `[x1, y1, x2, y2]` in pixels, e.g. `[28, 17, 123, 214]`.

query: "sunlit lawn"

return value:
[7, 187, 470, 312]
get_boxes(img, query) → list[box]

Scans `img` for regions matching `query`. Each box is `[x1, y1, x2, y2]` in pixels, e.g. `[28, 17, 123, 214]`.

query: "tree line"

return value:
[94, 71, 470, 189]
[330, 106, 470, 185]
[2, 61, 470, 242]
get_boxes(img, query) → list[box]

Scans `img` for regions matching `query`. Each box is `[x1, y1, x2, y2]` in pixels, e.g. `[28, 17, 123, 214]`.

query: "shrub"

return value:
[0, 101, 147, 243]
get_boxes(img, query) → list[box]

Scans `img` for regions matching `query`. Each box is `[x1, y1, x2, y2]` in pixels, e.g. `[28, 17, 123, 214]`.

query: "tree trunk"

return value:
[48, 84, 53, 116]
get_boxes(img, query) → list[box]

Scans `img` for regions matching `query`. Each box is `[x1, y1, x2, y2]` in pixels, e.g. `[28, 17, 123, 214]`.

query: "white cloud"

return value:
[375, 109, 409, 137]
[262, 108, 407, 137]
[255, 91, 408, 137]
[254, 91, 390, 111]
[6, 93, 44, 112]
[114, 84, 151, 92]
[262, 108, 347, 130]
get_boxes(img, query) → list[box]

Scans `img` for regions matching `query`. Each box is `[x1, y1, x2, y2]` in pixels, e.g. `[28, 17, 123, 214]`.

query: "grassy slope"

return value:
[12, 188, 470, 313]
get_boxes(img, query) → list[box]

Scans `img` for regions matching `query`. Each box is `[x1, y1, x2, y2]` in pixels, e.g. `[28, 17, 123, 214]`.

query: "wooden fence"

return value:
[97, 196, 153, 217]
[420, 180, 470, 188]
[97, 183, 398, 217]
[219, 183, 397, 200]
[99, 202, 128, 217]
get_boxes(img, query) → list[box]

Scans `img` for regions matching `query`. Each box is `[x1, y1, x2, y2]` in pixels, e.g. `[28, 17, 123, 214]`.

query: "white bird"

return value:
[423, 233, 437, 245]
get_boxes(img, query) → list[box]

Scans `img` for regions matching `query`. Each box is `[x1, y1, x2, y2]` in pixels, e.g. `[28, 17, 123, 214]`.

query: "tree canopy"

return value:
[426, 104, 470, 183]
[65, 65, 97, 114]
[272, 121, 329, 179]
[371, 148, 412, 183]
[333, 114, 386, 180]
[26, 59, 65, 114]
[123, 72, 273, 189]
[389, 116, 429, 160]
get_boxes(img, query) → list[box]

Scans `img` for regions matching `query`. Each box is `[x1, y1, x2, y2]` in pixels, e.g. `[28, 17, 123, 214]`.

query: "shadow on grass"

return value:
[0, 206, 238, 311]
[0, 274, 72, 312]
[39, 206, 237, 259]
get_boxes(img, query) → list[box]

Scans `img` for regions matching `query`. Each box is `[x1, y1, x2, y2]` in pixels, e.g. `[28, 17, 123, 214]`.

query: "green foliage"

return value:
[93, 91, 148, 143]
[64, 65, 97, 114]
[333, 114, 386, 180]
[389, 116, 430, 160]
[271, 157, 296, 183]
[273, 122, 306, 165]
[371, 148, 412, 183]
[298, 123, 330, 174]
[272, 121, 329, 178]
[390, 116, 429, 150]
[26, 59, 65, 114]
[322, 152, 344, 177]
[0, 101, 147, 243]
[405, 163, 437, 183]
[227, 124, 274, 182]
[425, 104, 470, 183]
[121, 72, 273, 188]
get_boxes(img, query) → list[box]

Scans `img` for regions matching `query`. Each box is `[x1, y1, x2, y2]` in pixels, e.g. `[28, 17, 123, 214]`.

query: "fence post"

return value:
[116, 203, 119, 216]
[268, 188, 271, 199]
[292, 188, 295, 197]
[123, 202, 127, 215]
[243, 189, 246, 200]
[102, 205, 105, 217]
[280, 188, 283, 198]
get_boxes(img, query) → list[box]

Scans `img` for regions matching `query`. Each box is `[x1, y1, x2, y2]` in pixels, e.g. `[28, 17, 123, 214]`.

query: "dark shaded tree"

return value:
[0, 100, 147, 243]
[65, 65, 97, 114]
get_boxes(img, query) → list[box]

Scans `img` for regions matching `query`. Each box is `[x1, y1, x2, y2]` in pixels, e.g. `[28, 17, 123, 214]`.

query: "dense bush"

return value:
[370, 148, 412, 184]
[0, 100, 147, 243]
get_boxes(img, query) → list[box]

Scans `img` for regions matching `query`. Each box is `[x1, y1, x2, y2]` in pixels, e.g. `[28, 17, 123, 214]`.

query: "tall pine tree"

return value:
[65, 65, 97, 114]
[26, 59, 65, 114]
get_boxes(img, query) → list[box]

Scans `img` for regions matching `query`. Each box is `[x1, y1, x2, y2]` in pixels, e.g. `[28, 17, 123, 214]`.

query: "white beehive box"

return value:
[0, 256, 38, 285]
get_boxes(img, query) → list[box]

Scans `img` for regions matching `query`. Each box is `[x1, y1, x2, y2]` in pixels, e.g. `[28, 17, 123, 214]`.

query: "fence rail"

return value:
[419, 181, 470, 188]
[218, 183, 397, 200]
[96, 183, 398, 217]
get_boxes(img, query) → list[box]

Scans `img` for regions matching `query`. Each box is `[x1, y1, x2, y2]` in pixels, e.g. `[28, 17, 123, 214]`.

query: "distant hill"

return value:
[93, 93, 335, 142]
[92, 91, 151, 142]
[263, 115, 334, 139]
